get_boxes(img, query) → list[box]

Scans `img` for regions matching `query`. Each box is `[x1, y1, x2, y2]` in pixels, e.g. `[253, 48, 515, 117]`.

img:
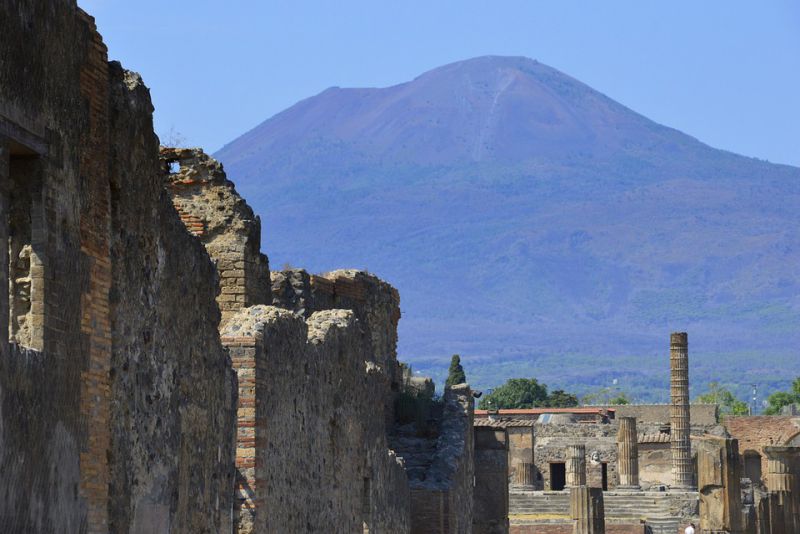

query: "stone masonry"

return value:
[162, 147, 271, 324]
[474, 427, 510, 534]
[1, 3, 237, 532]
[161, 143, 477, 531]
[221, 305, 411, 533]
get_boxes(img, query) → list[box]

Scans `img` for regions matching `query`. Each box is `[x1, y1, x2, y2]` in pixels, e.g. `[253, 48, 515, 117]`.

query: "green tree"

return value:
[547, 389, 579, 408]
[694, 382, 749, 416]
[581, 387, 631, 405]
[609, 392, 630, 405]
[763, 378, 800, 415]
[479, 378, 548, 409]
[445, 354, 467, 387]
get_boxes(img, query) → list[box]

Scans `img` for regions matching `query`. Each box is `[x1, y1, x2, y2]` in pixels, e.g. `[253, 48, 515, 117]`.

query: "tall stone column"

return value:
[670, 332, 694, 489]
[616, 417, 640, 489]
[570, 485, 605, 534]
[566, 444, 587, 488]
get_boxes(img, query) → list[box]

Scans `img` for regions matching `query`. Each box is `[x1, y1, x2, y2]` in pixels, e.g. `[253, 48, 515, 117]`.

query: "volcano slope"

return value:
[216, 56, 800, 400]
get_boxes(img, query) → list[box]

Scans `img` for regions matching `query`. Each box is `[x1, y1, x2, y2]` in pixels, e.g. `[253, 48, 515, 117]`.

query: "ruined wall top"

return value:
[162, 147, 271, 319]
[161, 147, 263, 240]
[272, 267, 402, 381]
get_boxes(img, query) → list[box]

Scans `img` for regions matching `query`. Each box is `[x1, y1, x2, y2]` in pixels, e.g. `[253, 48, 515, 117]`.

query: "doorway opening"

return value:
[550, 462, 566, 491]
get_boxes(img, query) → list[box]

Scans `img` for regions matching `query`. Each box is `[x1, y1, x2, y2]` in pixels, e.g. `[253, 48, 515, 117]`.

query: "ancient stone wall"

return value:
[723, 416, 800, 486]
[162, 147, 271, 324]
[272, 268, 405, 424]
[0, 3, 237, 532]
[221, 305, 411, 533]
[107, 65, 237, 533]
[409, 384, 475, 534]
[474, 427, 510, 534]
[533, 423, 618, 491]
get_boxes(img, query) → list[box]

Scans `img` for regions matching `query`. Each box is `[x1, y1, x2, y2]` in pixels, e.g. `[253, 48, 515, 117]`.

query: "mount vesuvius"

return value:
[215, 56, 800, 401]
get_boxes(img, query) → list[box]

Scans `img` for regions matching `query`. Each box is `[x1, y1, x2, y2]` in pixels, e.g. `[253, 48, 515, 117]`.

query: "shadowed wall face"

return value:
[1, 4, 238, 532]
[474, 428, 509, 534]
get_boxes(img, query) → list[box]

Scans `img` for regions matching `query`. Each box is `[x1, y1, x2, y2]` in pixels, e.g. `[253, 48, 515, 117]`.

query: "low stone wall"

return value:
[509, 524, 646, 534]
[601, 404, 718, 426]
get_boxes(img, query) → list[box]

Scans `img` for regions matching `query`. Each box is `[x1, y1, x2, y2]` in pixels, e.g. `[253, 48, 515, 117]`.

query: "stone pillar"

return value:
[570, 485, 605, 534]
[566, 444, 587, 488]
[670, 331, 694, 489]
[513, 462, 535, 488]
[697, 436, 743, 534]
[763, 447, 800, 534]
[616, 417, 640, 489]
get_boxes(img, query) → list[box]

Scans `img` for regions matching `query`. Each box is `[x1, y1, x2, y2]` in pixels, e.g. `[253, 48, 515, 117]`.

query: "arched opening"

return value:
[785, 432, 800, 447]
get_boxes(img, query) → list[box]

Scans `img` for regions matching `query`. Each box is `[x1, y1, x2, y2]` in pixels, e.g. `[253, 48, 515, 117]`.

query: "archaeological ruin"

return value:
[2, 2, 799, 534]
[475, 333, 800, 534]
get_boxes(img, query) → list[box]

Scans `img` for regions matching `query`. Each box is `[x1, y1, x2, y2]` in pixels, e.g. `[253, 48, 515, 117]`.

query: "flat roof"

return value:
[474, 407, 614, 416]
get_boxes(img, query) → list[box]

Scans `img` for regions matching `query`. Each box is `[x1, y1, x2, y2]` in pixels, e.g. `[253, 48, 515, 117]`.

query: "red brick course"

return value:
[77, 11, 113, 534]
[723, 415, 800, 484]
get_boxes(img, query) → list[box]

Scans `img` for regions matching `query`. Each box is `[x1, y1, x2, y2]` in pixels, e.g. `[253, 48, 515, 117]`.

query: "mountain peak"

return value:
[215, 59, 800, 398]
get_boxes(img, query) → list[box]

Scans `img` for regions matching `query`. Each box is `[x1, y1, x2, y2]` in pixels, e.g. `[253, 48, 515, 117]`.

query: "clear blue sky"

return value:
[78, 0, 800, 166]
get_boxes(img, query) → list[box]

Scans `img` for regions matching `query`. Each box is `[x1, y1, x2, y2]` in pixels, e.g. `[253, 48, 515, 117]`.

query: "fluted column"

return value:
[670, 332, 694, 489]
[763, 447, 800, 534]
[763, 447, 797, 492]
[514, 462, 535, 488]
[570, 485, 605, 534]
[566, 444, 587, 488]
[616, 417, 640, 489]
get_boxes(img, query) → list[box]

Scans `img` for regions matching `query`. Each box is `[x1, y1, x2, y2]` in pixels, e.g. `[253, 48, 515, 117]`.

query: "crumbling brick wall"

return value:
[1, 3, 237, 532]
[162, 147, 271, 323]
[221, 305, 411, 533]
[723, 415, 800, 485]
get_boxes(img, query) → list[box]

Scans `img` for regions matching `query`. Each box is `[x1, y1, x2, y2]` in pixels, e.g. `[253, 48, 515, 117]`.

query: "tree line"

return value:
[444, 354, 800, 415]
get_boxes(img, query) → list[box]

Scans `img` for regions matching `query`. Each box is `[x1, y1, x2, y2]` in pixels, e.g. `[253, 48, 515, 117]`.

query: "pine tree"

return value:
[445, 354, 467, 386]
